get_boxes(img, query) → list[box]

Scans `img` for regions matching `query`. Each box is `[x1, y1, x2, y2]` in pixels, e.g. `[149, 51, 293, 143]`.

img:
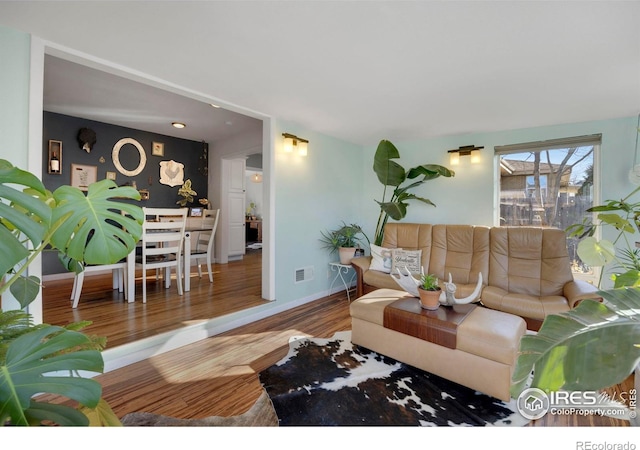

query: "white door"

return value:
[227, 158, 246, 257]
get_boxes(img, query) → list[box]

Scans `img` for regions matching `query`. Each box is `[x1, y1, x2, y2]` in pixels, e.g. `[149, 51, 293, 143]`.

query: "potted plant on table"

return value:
[319, 222, 370, 264]
[418, 273, 441, 310]
[0, 159, 143, 426]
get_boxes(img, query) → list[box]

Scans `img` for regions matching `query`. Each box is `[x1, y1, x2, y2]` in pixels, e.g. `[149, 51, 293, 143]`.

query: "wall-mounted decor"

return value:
[152, 142, 164, 156]
[99, 156, 106, 163]
[106, 171, 116, 181]
[189, 207, 203, 217]
[139, 189, 150, 201]
[112, 137, 147, 177]
[48, 140, 62, 175]
[77, 127, 97, 153]
[159, 160, 185, 187]
[70, 164, 97, 191]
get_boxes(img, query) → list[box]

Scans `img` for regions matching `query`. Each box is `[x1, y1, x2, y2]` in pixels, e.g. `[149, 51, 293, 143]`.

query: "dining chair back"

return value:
[190, 209, 220, 283]
[136, 207, 188, 303]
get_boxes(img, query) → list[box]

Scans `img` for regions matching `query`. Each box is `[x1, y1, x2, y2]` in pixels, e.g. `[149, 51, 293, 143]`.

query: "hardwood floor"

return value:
[43, 249, 633, 426]
[43, 249, 268, 349]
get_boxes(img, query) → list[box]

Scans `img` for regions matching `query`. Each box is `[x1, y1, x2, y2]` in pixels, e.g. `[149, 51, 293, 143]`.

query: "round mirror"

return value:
[112, 138, 147, 177]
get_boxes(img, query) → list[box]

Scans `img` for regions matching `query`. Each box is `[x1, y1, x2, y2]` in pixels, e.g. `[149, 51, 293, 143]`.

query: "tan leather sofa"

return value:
[351, 223, 599, 329]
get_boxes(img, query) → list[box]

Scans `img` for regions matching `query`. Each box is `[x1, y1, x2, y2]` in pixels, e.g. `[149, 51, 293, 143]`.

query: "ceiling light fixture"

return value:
[447, 145, 483, 166]
[282, 133, 309, 156]
[251, 172, 263, 183]
[172, 122, 186, 129]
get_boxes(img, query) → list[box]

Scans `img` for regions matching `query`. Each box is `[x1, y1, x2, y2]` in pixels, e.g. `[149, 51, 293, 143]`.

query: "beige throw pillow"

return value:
[391, 249, 422, 275]
[369, 244, 396, 274]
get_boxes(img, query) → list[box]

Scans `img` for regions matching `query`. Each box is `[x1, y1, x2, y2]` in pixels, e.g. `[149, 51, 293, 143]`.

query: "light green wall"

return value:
[361, 116, 637, 231]
[274, 119, 365, 303]
[0, 26, 30, 166]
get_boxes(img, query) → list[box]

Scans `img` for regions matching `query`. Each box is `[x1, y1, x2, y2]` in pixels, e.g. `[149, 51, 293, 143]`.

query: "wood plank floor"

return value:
[42, 249, 633, 426]
[43, 249, 268, 349]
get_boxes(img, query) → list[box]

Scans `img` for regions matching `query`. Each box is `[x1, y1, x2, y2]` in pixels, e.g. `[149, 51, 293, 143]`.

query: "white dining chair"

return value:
[189, 208, 220, 283]
[136, 207, 188, 303]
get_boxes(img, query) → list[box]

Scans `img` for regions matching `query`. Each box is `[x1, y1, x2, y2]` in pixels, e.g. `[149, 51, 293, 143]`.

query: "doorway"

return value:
[31, 42, 275, 337]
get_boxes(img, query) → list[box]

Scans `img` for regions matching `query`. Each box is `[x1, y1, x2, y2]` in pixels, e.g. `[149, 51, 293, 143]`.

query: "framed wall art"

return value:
[71, 164, 97, 191]
[105, 171, 116, 181]
[152, 141, 164, 156]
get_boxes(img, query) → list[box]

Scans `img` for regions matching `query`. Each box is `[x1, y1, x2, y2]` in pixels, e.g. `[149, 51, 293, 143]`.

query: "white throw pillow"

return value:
[390, 249, 422, 275]
[369, 244, 396, 274]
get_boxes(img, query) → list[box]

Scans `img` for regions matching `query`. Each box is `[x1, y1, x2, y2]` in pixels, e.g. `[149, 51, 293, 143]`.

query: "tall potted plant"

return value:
[373, 140, 454, 246]
[0, 159, 143, 426]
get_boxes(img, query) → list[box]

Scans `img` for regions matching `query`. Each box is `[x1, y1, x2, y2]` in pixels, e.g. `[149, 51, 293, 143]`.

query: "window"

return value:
[496, 134, 600, 282]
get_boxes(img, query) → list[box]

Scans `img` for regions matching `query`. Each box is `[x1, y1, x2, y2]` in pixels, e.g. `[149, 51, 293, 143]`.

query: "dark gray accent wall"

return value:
[42, 111, 209, 275]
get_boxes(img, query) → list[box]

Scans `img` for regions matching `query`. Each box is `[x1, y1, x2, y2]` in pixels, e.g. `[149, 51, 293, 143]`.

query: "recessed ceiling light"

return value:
[172, 122, 186, 129]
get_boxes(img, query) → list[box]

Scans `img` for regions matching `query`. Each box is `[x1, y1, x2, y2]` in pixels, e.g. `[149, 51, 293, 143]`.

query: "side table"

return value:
[329, 262, 356, 301]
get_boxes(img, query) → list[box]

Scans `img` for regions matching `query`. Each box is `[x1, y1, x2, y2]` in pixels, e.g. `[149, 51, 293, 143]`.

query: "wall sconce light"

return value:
[283, 133, 309, 156]
[447, 145, 483, 166]
[251, 172, 263, 183]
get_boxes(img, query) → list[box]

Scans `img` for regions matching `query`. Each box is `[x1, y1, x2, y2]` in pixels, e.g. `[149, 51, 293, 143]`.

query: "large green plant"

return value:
[319, 222, 370, 253]
[0, 159, 143, 426]
[566, 185, 640, 288]
[511, 287, 640, 397]
[373, 140, 454, 245]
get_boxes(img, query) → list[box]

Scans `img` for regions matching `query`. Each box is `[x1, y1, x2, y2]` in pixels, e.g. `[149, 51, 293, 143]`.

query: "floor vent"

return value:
[295, 266, 314, 283]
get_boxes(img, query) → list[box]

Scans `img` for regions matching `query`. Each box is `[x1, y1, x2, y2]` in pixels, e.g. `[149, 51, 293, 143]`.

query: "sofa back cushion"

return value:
[382, 223, 433, 273]
[429, 224, 490, 285]
[489, 227, 573, 296]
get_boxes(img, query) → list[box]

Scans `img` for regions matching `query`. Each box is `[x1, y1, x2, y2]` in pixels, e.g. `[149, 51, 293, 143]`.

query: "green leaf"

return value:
[577, 237, 616, 266]
[377, 200, 407, 221]
[0, 160, 51, 280]
[50, 180, 143, 265]
[511, 288, 640, 398]
[612, 269, 640, 288]
[0, 325, 104, 426]
[597, 213, 634, 233]
[79, 398, 123, 426]
[406, 164, 455, 180]
[373, 140, 406, 187]
[9, 276, 41, 309]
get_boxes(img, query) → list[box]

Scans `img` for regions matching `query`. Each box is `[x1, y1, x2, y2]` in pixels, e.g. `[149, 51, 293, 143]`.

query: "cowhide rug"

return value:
[259, 331, 529, 427]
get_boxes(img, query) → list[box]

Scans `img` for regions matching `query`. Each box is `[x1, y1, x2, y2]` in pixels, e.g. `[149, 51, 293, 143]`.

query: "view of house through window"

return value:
[496, 135, 599, 281]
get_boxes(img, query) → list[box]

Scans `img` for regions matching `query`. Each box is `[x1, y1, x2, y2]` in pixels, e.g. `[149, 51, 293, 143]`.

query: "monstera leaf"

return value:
[372, 140, 454, 245]
[50, 179, 143, 265]
[0, 160, 51, 280]
[0, 325, 104, 426]
[511, 287, 640, 398]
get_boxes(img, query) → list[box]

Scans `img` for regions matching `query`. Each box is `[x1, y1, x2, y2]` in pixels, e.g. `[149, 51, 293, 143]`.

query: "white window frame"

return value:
[494, 134, 601, 284]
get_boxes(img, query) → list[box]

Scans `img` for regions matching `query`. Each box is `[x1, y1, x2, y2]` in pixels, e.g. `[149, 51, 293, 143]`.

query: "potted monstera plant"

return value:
[0, 159, 143, 426]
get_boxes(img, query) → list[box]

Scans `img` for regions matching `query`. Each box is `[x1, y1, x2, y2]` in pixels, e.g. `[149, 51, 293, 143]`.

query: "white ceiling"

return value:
[1, 1, 639, 146]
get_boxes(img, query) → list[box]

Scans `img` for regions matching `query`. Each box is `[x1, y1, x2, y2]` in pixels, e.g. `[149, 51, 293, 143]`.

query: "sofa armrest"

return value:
[564, 279, 602, 308]
[351, 256, 372, 299]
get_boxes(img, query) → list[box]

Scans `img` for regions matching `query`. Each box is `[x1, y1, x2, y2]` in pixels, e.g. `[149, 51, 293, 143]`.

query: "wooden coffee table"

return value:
[383, 297, 476, 349]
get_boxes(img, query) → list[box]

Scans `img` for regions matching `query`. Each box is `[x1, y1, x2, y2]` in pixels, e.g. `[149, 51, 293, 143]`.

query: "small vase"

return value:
[418, 288, 441, 310]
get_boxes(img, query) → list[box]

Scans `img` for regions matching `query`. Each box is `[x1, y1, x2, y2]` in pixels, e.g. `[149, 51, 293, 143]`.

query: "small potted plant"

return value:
[418, 273, 441, 310]
[319, 222, 370, 264]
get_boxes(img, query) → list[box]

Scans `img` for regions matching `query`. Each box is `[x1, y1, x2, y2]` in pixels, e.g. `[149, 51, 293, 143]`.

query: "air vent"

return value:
[294, 266, 314, 284]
